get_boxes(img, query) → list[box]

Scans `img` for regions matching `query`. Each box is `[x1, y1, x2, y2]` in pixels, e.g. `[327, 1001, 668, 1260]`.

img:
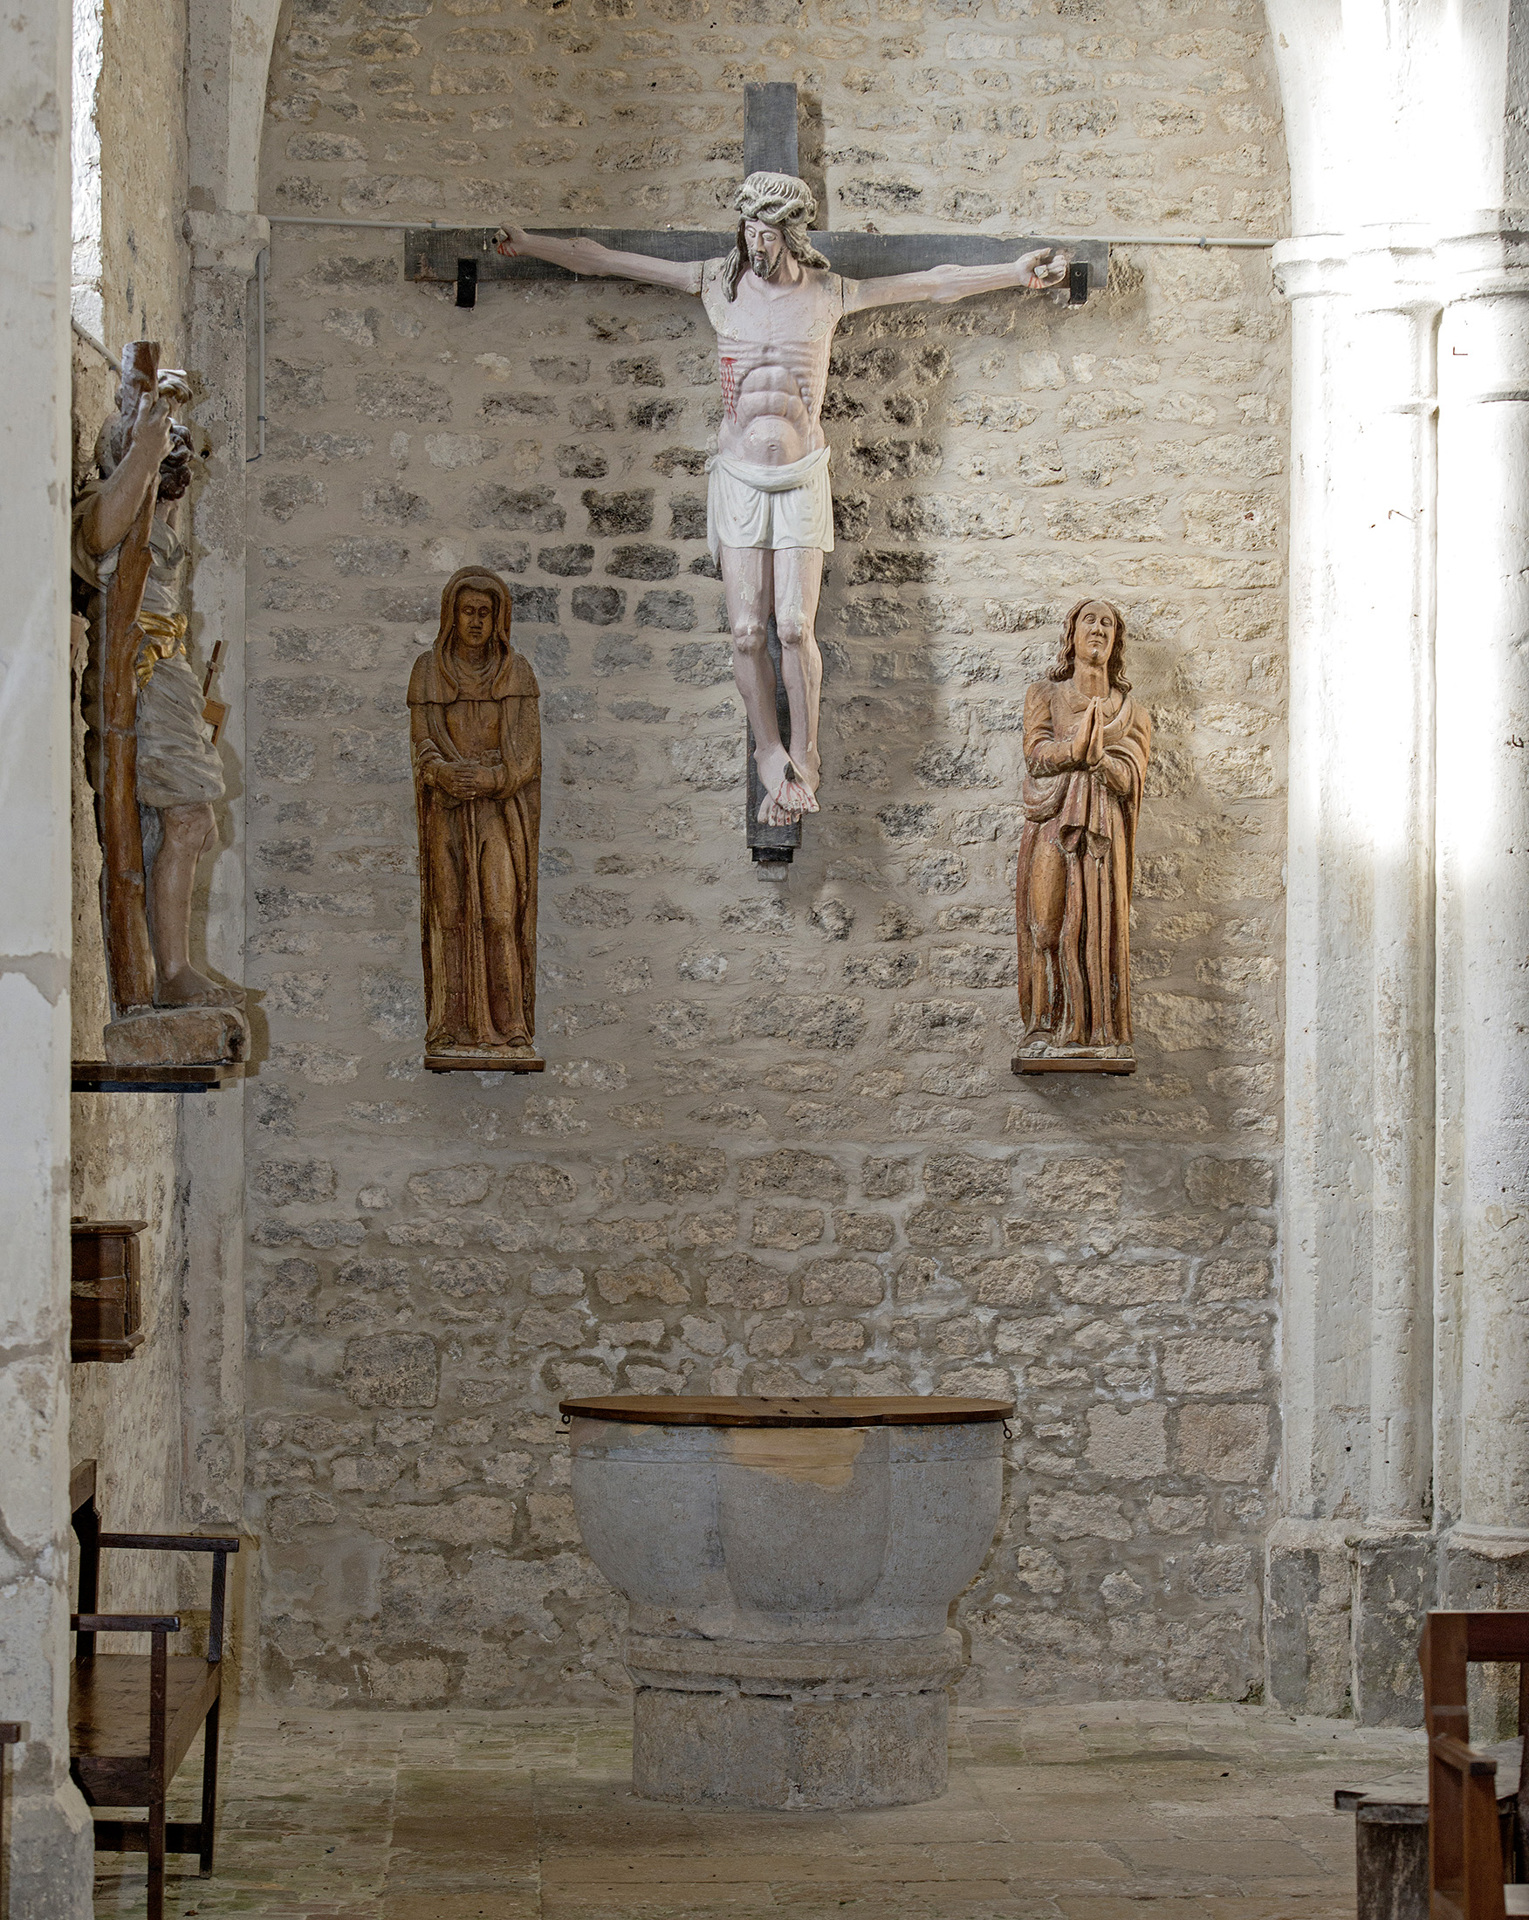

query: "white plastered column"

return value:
[0, 0, 97, 1902]
[1266, 229, 1440, 1720]
[1265, 0, 1451, 1722]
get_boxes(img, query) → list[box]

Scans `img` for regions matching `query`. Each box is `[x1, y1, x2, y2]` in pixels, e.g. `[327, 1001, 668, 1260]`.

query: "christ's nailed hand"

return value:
[132, 392, 176, 470]
[495, 226, 528, 256]
[1017, 247, 1069, 290]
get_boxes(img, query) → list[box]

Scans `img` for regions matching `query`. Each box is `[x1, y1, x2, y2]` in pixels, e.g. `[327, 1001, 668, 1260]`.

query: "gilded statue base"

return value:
[1012, 1040, 1136, 1076]
[425, 1044, 545, 1075]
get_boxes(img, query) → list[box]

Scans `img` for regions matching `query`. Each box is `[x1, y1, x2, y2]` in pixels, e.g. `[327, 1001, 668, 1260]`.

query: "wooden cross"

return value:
[406, 83, 1105, 305]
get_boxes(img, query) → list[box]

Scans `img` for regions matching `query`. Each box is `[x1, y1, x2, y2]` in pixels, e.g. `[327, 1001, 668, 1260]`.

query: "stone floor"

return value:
[92, 1700, 1427, 1920]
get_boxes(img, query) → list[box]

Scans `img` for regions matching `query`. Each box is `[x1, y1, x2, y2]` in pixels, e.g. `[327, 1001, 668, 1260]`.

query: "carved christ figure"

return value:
[1015, 599, 1151, 1067]
[409, 568, 542, 1067]
[499, 173, 1068, 824]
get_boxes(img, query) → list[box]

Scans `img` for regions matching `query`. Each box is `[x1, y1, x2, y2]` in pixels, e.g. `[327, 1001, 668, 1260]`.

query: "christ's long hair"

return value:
[1049, 597, 1130, 692]
[433, 567, 517, 698]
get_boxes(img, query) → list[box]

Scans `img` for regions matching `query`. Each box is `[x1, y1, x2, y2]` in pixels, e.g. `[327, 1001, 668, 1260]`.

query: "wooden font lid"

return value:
[560, 1394, 1014, 1428]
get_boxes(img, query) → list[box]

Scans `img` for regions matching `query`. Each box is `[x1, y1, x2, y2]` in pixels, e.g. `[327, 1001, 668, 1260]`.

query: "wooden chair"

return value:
[69, 1459, 240, 1920]
[1421, 1610, 1529, 1920]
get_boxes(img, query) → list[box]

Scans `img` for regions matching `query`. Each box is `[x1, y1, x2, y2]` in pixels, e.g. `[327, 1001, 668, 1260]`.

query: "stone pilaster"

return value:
[0, 0, 98, 1903]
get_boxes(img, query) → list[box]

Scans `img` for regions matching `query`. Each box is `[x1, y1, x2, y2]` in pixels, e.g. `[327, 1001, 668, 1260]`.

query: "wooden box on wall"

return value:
[70, 1220, 146, 1363]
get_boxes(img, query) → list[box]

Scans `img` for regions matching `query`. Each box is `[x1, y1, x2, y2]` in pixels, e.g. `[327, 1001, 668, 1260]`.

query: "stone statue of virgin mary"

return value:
[407, 567, 542, 1071]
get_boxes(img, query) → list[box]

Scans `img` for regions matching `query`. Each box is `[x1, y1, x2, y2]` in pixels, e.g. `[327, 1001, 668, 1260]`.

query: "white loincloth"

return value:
[706, 445, 835, 558]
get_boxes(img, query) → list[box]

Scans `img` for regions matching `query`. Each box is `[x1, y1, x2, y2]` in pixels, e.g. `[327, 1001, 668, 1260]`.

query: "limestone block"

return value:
[1175, 1404, 1269, 1481]
[739, 1150, 847, 1198]
[752, 1206, 825, 1249]
[801, 1258, 885, 1306]
[1028, 1490, 1132, 1541]
[407, 1165, 491, 1208]
[342, 1333, 440, 1409]
[254, 1159, 337, 1205]
[1085, 1403, 1168, 1476]
[1184, 1157, 1275, 1208]
[1162, 1336, 1263, 1395]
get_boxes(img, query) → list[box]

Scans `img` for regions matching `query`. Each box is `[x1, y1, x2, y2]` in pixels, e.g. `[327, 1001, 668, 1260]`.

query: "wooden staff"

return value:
[100, 340, 160, 1014]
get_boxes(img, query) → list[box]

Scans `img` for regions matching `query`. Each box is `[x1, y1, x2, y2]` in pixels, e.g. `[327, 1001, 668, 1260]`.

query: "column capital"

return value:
[1271, 234, 1349, 302]
[1347, 227, 1439, 318]
[183, 209, 269, 276]
[1275, 228, 1442, 316]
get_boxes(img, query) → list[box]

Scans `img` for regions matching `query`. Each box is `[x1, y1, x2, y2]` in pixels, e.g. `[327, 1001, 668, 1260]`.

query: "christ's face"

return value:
[743, 219, 787, 281]
[455, 589, 496, 649]
[1074, 601, 1117, 672]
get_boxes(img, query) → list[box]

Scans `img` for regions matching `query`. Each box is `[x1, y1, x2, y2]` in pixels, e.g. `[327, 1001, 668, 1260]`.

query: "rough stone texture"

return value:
[249, 0, 1288, 1708]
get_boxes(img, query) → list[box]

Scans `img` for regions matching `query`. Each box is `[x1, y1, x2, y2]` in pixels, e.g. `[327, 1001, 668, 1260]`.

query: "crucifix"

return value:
[408, 84, 1107, 865]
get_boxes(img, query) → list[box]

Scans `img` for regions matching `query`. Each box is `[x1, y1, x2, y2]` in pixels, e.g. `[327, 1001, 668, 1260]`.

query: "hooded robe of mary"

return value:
[408, 570, 541, 1059]
[1015, 668, 1151, 1052]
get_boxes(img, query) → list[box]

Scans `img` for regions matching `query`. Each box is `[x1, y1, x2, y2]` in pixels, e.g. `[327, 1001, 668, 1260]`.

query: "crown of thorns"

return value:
[735, 171, 819, 228]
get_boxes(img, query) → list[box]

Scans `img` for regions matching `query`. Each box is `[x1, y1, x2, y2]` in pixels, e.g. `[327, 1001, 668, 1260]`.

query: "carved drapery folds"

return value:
[1013, 598, 1150, 1075]
[409, 567, 543, 1073]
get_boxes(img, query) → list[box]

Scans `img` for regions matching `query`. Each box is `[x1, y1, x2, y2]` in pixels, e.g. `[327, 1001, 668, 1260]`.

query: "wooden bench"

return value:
[69, 1459, 240, 1920]
[1421, 1610, 1529, 1920]
[1335, 1746, 1521, 1920]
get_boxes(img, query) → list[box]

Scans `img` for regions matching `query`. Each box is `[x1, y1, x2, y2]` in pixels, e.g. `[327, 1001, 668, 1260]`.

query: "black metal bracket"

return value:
[72, 1061, 244, 1094]
[1068, 261, 1090, 306]
[456, 258, 478, 308]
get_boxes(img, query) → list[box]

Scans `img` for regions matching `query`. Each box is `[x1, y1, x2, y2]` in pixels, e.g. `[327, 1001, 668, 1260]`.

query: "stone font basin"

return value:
[562, 1393, 1011, 1809]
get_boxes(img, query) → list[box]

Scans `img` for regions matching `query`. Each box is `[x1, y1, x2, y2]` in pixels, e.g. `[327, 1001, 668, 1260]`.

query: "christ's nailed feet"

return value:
[755, 739, 820, 800]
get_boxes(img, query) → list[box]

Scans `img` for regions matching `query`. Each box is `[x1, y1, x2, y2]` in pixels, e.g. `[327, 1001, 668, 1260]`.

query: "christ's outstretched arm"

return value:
[844, 247, 1068, 315]
[495, 225, 703, 295]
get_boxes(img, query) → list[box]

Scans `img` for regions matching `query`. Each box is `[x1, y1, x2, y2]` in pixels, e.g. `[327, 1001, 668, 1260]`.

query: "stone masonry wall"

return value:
[250, 0, 1289, 1706]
